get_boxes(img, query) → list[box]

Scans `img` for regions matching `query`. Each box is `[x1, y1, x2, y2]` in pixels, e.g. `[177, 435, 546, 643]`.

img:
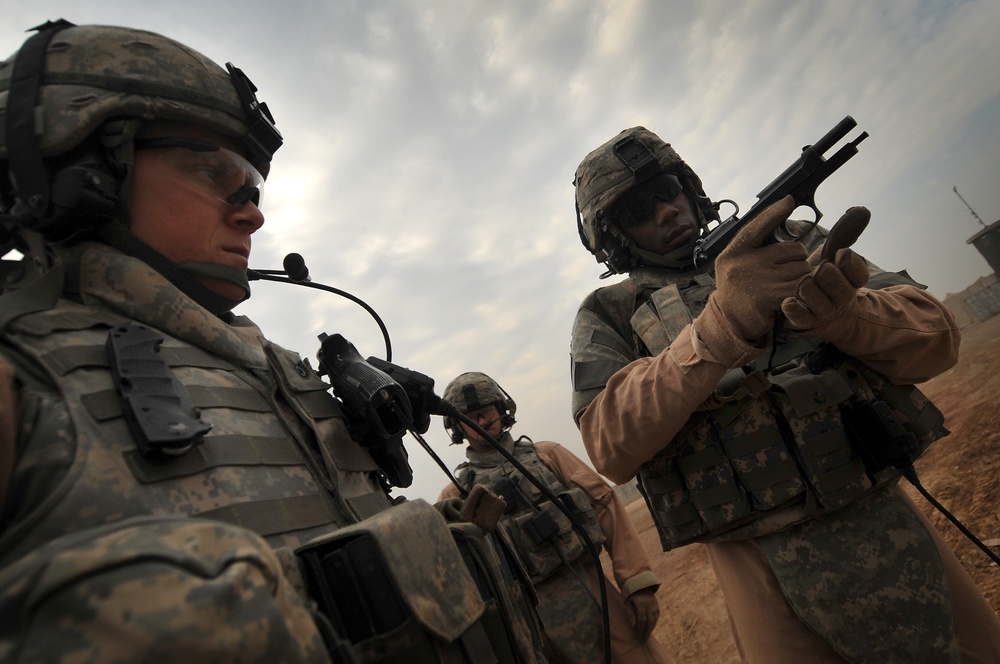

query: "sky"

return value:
[4, 1, 999, 503]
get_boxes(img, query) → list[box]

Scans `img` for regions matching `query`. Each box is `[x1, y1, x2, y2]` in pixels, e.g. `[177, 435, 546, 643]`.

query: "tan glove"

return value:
[696, 195, 811, 354]
[782, 206, 871, 333]
[625, 587, 661, 641]
[434, 484, 506, 532]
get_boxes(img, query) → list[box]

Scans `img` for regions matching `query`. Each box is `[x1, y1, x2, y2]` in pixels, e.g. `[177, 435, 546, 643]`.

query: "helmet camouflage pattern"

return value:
[574, 126, 712, 273]
[0, 21, 281, 174]
[0, 20, 281, 312]
[443, 372, 517, 444]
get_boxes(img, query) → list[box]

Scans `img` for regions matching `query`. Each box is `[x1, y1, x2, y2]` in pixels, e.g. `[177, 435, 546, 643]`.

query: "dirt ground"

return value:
[605, 313, 1000, 663]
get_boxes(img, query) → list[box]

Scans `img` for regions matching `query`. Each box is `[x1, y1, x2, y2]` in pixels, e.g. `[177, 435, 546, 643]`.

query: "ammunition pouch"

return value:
[457, 441, 607, 587]
[799, 344, 946, 476]
[297, 499, 544, 664]
[0, 516, 331, 663]
[504, 486, 605, 584]
[450, 523, 546, 664]
[638, 347, 947, 550]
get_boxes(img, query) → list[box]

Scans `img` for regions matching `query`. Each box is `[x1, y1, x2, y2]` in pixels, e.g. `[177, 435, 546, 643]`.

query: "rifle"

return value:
[693, 116, 869, 266]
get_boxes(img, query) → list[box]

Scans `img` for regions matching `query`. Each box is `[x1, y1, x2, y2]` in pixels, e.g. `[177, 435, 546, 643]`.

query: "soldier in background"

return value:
[438, 372, 674, 664]
[569, 126, 1000, 662]
[0, 20, 545, 663]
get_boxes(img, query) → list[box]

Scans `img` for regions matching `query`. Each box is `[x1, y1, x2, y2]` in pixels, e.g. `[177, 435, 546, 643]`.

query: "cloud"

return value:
[3, 0, 999, 503]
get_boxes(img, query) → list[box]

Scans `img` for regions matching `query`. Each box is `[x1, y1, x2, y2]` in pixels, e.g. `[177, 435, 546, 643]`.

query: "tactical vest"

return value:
[0, 296, 393, 563]
[0, 245, 547, 664]
[588, 273, 946, 551]
[456, 437, 606, 585]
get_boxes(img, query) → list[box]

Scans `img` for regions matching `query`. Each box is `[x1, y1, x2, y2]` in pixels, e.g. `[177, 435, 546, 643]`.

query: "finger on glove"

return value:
[831, 247, 869, 288]
[780, 248, 867, 330]
[626, 590, 660, 641]
[722, 195, 796, 255]
[752, 241, 812, 294]
[820, 206, 870, 262]
[781, 276, 838, 329]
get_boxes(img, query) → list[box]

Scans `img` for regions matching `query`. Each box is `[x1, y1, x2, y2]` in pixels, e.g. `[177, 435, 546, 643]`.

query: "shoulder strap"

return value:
[0, 232, 66, 329]
[585, 279, 640, 353]
[4, 20, 76, 220]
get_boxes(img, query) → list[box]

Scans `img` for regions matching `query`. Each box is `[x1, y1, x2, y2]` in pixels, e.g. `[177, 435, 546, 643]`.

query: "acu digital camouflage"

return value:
[569, 221, 959, 660]
[0, 516, 329, 664]
[0, 23, 274, 173]
[759, 486, 959, 663]
[455, 435, 607, 663]
[1, 20, 545, 664]
[0, 244, 548, 663]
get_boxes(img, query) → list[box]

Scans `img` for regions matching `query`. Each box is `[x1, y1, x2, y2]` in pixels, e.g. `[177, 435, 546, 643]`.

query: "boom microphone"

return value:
[282, 252, 311, 282]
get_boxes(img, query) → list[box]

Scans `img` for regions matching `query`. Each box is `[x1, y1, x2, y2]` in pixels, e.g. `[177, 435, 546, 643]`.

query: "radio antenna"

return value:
[953, 186, 987, 228]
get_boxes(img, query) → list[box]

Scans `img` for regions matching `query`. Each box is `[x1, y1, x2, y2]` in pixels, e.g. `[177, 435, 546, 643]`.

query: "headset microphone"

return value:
[282, 252, 311, 282]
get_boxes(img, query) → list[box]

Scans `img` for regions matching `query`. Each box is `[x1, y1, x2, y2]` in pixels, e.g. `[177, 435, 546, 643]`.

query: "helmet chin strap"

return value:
[176, 261, 251, 305]
[602, 185, 713, 273]
[629, 237, 699, 271]
[95, 121, 250, 316]
[97, 221, 249, 315]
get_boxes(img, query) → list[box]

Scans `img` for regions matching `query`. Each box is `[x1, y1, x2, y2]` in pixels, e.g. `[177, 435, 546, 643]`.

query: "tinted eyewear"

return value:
[133, 136, 265, 208]
[612, 173, 685, 229]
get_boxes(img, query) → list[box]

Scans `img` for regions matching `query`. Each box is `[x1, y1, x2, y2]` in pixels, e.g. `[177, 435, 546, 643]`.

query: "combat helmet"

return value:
[574, 126, 717, 275]
[443, 372, 517, 444]
[0, 19, 281, 312]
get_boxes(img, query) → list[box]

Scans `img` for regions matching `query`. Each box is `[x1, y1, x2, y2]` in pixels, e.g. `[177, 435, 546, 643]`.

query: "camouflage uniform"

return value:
[0, 242, 548, 663]
[0, 22, 547, 664]
[570, 127, 1000, 663]
[440, 372, 673, 664]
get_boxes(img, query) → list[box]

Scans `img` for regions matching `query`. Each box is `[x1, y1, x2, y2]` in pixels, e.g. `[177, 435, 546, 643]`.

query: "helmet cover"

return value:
[574, 126, 710, 272]
[0, 22, 281, 174]
[442, 372, 517, 443]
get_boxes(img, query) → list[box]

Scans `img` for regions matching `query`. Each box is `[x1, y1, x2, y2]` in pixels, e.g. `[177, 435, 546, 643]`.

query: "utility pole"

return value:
[953, 186, 987, 229]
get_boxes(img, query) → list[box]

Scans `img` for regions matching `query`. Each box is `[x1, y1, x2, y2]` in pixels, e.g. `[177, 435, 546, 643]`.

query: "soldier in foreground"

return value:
[0, 20, 546, 663]
[569, 126, 1000, 662]
[438, 372, 674, 664]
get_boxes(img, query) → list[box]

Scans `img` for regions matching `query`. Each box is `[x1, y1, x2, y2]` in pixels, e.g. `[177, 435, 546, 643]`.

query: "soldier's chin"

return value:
[196, 276, 248, 302]
[664, 228, 696, 253]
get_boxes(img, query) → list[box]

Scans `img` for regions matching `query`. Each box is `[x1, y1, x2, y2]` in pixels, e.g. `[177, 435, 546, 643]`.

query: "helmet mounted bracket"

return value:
[225, 63, 283, 168]
[611, 134, 661, 186]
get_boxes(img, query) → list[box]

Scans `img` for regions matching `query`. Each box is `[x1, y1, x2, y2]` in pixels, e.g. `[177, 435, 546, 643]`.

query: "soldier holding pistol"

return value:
[569, 126, 1000, 662]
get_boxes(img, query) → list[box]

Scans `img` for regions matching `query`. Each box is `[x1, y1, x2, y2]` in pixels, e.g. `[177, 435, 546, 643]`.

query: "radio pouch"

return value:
[296, 499, 493, 663]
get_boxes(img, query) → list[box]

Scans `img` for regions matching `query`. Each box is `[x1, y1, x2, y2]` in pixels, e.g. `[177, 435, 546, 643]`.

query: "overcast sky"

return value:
[5, 1, 998, 503]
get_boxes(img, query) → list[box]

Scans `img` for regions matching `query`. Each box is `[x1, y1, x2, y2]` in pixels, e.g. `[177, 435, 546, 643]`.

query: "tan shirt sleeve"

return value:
[794, 284, 960, 384]
[580, 280, 958, 485]
[534, 441, 659, 599]
[580, 323, 731, 484]
[438, 482, 461, 502]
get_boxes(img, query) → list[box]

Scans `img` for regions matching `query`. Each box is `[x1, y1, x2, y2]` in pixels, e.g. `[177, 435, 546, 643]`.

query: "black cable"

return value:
[249, 269, 392, 361]
[251, 262, 611, 661]
[409, 428, 468, 499]
[450, 407, 612, 664]
[898, 465, 1000, 566]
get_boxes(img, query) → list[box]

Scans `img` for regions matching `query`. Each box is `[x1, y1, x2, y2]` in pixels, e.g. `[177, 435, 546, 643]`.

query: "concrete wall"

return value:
[943, 273, 1000, 328]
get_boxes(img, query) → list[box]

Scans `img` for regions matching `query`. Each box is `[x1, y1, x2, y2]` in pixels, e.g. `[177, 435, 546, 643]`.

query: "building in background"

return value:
[942, 217, 1000, 328]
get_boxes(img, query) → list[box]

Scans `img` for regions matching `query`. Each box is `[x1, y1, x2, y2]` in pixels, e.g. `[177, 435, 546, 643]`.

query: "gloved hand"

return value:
[782, 206, 871, 332]
[696, 195, 811, 354]
[435, 485, 506, 532]
[625, 587, 660, 641]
